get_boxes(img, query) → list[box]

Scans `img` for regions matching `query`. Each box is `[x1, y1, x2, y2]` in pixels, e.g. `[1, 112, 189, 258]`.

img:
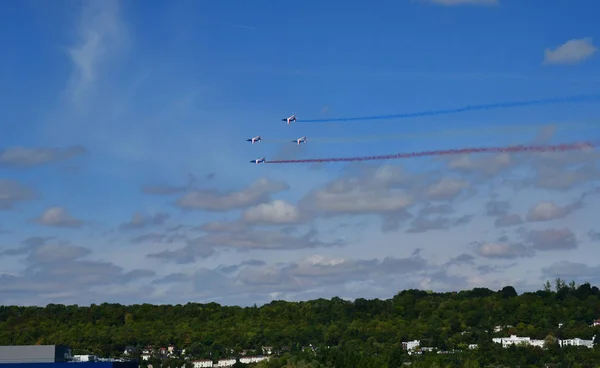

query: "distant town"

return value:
[64, 320, 600, 367]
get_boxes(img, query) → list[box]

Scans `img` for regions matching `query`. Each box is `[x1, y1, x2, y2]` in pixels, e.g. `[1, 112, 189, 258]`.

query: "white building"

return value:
[192, 359, 213, 368]
[215, 359, 236, 367]
[262, 346, 273, 355]
[468, 344, 478, 349]
[492, 335, 544, 348]
[72, 355, 97, 362]
[240, 356, 268, 364]
[559, 338, 594, 348]
[493, 325, 513, 333]
[402, 340, 420, 351]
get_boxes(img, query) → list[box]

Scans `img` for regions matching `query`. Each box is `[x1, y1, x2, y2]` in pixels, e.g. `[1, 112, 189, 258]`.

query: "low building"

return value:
[261, 346, 273, 355]
[239, 356, 268, 364]
[402, 340, 420, 351]
[72, 355, 98, 362]
[559, 338, 594, 348]
[0, 345, 72, 363]
[492, 335, 544, 348]
[122, 347, 136, 356]
[215, 359, 236, 367]
[192, 360, 213, 368]
[0, 364, 138, 368]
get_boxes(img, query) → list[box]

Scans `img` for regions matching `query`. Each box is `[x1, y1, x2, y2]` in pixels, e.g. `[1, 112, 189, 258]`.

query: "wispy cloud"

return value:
[65, 0, 128, 104]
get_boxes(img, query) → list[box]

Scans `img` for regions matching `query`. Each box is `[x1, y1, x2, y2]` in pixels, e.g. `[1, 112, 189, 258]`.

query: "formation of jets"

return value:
[247, 114, 305, 164]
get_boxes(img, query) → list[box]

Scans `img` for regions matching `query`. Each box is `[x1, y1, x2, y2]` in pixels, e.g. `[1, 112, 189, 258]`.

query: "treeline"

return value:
[1, 279, 600, 367]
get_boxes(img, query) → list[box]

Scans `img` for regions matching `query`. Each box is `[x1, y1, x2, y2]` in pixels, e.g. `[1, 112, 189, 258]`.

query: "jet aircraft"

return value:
[246, 136, 262, 144]
[250, 157, 266, 164]
[293, 136, 307, 145]
[282, 115, 296, 124]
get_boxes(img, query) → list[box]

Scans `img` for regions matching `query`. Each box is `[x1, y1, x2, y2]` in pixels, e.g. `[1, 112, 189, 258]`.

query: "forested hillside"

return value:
[1, 279, 600, 367]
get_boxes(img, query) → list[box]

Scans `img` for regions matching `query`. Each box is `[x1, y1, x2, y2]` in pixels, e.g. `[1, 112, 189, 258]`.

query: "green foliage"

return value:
[1, 280, 599, 367]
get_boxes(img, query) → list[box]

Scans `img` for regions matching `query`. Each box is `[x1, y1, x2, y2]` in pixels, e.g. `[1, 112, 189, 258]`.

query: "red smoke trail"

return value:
[266, 141, 596, 164]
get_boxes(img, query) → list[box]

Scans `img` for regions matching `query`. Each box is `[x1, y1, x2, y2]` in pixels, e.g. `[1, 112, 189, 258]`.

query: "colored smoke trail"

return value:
[298, 94, 600, 123]
[266, 141, 596, 164]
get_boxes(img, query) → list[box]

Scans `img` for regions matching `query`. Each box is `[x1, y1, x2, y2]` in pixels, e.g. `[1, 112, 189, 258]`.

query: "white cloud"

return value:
[0, 237, 155, 305]
[146, 227, 344, 264]
[525, 228, 577, 251]
[494, 213, 523, 227]
[426, 177, 469, 201]
[525, 201, 572, 222]
[242, 200, 303, 225]
[543, 37, 597, 65]
[0, 180, 36, 209]
[176, 178, 289, 211]
[120, 212, 169, 230]
[34, 207, 83, 228]
[474, 242, 534, 259]
[298, 166, 416, 216]
[66, 0, 128, 102]
[0, 146, 88, 167]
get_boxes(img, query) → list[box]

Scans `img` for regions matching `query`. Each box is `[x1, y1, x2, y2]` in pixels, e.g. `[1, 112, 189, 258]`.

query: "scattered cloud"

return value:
[524, 227, 577, 251]
[474, 241, 535, 259]
[485, 199, 510, 217]
[120, 212, 170, 230]
[543, 37, 597, 65]
[298, 165, 416, 216]
[543, 37, 598, 65]
[445, 153, 512, 179]
[141, 173, 200, 196]
[525, 201, 580, 222]
[146, 227, 344, 264]
[0, 146, 88, 167]
[0, 237, 155, 305]
[149, 252, 432, 302]
[176, 178, 289, 211]
[406, 213, 472, 233]
[33, 207, 83, 228]
[0, 180, 36, 209]
[242, 200, 305, 225]
[142, 184, 189, 195]
[588, 229, 600, 241]
[541, 261, 600, 280]
[494, 213, 523, 227]
[425, 177, 470, 201]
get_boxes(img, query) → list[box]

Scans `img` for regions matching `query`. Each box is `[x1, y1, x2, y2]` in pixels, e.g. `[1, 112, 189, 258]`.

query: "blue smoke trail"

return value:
[299, 94, 600, 123]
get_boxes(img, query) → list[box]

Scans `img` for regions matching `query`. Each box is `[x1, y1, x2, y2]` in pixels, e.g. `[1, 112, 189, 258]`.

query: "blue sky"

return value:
[1, 0, 600, 306]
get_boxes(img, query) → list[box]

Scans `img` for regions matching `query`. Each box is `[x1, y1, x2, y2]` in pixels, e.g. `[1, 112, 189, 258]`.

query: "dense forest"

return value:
[1, 279, 600, 367]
